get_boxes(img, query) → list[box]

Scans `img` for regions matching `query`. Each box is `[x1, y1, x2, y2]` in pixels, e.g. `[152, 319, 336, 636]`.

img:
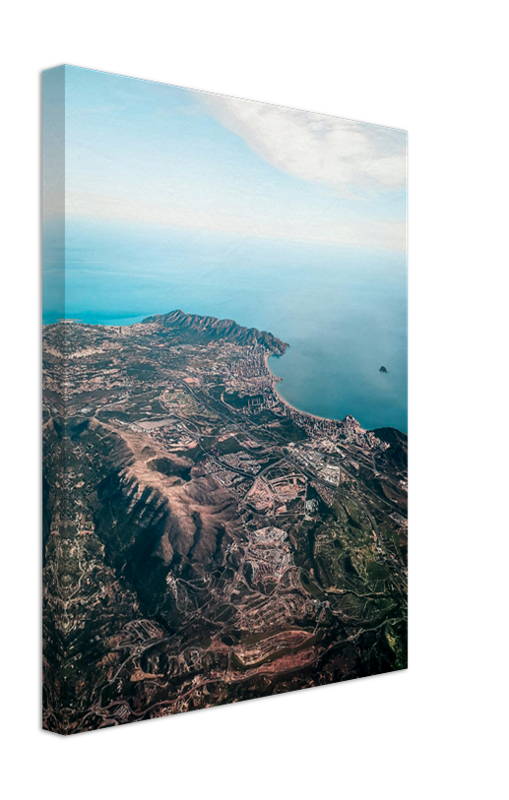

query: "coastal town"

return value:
[43, 310, 407, 734]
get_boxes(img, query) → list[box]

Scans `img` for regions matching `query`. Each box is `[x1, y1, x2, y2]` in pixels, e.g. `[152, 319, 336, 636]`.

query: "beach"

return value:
[263, 351, 350, 426]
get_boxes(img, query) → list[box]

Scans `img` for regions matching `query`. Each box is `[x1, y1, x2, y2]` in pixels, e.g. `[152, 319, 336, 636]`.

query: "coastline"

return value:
[264, 352, 346, 426]
[264, 351, 406, 437]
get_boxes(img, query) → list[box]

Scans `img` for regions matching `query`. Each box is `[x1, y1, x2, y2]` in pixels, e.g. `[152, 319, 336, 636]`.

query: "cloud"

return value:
[201, 94, 406, 195]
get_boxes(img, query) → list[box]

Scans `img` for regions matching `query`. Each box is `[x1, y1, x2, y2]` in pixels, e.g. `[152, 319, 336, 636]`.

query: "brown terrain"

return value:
[43, 311, 407, 734]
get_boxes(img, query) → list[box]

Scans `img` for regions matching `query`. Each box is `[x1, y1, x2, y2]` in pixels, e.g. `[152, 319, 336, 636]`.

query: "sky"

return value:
[46, 65, 406, 252]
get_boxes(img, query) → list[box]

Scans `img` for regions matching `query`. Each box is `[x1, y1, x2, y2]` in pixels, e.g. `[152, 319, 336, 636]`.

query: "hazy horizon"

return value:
[42, 65, 407, 432]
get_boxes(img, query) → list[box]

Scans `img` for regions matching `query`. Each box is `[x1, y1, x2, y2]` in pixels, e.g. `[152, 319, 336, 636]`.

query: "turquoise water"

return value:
[44, 219, 407, 432]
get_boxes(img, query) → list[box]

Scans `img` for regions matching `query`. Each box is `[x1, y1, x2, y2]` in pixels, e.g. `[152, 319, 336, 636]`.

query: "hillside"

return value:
[142, 309, 288, 354]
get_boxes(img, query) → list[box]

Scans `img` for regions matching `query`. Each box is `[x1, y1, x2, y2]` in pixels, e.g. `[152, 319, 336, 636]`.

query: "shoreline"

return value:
[264, 352, 406, 436]
[264, 352, 350, 426]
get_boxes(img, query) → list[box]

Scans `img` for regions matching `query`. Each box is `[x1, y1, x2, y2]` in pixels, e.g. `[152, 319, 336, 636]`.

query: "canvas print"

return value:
[42, 66, 407, 735]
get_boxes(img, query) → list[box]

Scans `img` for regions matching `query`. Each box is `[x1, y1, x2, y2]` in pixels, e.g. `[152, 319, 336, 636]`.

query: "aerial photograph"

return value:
[42, 65, 407, 734]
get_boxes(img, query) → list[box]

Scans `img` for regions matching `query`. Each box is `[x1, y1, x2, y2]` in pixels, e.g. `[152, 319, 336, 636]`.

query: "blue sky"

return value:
[56, 66, 406, 251]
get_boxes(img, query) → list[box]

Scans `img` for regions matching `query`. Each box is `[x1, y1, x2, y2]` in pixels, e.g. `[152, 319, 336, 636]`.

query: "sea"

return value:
[43, 219, 407, 433]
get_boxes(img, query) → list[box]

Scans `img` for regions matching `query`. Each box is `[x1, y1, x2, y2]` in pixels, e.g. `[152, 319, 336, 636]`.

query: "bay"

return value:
[44, 219, 407, 432]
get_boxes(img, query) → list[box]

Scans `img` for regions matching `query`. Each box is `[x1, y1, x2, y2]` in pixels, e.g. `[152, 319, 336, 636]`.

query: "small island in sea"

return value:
[43, 310, 408, 734]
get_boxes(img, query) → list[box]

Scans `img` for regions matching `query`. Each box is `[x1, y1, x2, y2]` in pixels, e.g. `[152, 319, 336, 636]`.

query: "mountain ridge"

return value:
[141, 309, 288, 354]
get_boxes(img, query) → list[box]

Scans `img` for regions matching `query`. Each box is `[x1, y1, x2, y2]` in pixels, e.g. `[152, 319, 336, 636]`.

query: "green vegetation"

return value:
[385, 621, 407, 670]
[214, 437, 243, 454]
[250, 408, 279, 424]
[177, 445, 202, 462]
[274, 418, 308, 442]
[366, 560, 390, 581]
[224, 390, 261, 409]
[208, 384, 226, 400]
[200, 435, 217, 450]
[300, 571, 327, 601]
